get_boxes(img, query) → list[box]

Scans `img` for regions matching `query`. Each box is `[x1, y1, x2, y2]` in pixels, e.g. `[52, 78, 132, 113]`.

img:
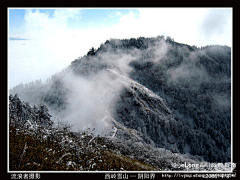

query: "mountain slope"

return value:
[9, 36, 231, 164]
[9, 95, 207, 171]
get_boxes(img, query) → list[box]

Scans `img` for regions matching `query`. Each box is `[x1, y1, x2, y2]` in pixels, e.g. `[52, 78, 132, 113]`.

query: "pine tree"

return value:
[87, 47, 96, 56]
[37, 104, 52, 126]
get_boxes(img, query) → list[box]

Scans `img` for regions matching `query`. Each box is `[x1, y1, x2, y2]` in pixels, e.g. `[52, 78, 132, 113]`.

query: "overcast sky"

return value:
[8, 8, 232, 89]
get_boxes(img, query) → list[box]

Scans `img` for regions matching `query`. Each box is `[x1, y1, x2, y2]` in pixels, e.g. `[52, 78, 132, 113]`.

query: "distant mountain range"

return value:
[9, 36, 231, 168]
[9, 37, 31, 41]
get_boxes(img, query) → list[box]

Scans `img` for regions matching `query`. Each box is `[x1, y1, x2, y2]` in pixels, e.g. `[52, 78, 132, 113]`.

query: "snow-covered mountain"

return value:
[9, 36, 231, 169]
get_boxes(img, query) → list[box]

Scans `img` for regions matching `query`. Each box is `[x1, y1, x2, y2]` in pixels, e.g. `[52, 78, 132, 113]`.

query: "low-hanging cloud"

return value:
[56, 39, 189, 135]
[166, 51, 209, 88]
[56, 51, 135, 135]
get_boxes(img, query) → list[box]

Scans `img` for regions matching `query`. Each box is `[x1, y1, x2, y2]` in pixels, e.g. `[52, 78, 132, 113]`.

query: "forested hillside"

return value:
[9, 36, 231, 164]
[9, 93, 205, 171]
